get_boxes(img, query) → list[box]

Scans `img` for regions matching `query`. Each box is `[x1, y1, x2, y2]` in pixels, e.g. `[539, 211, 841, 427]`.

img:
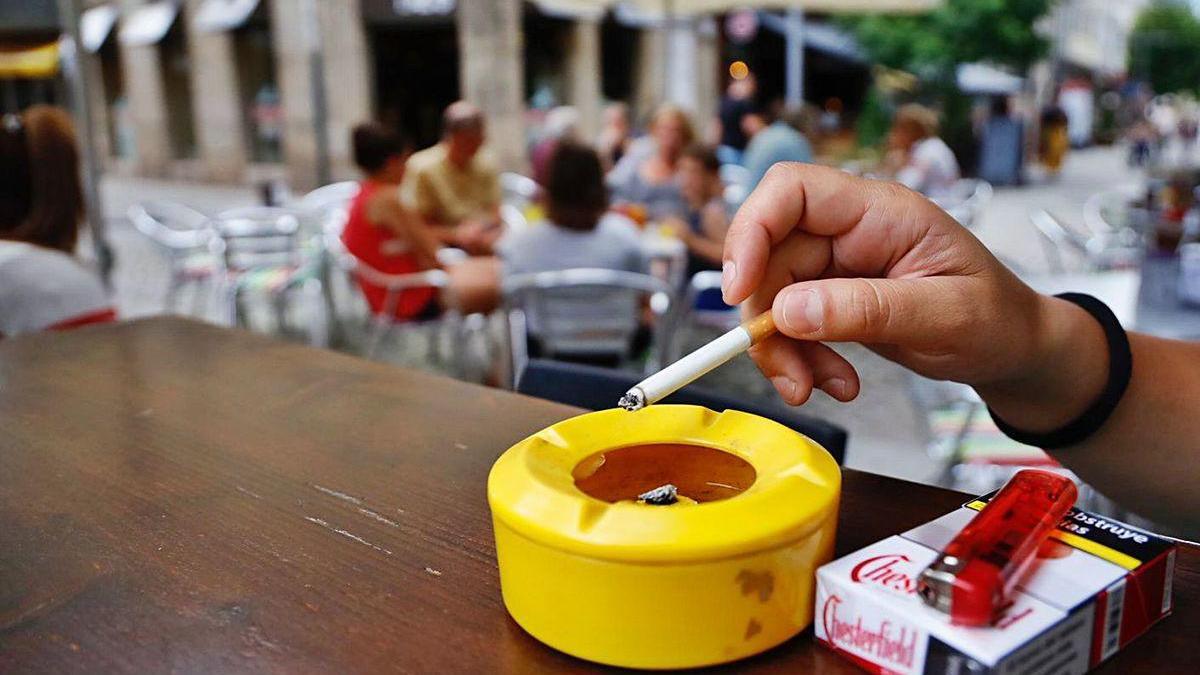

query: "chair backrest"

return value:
[323, 229, 448, 294]
[503, 268, 674, 360]
[516, 358, 847, 465]
[667, 270, 738, 360]
[297, 181, 360, 214]
[936, 179, 992, 228]
[211, 207, 304, 274]
[1030, 209, 1088, 273]
[720, 163, 751, 210]
[501, 172, 539, 208]
[128, 200, 212, 252]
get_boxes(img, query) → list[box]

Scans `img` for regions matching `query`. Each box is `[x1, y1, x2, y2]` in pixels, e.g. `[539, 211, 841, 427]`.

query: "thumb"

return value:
[771, 277, 974, 346]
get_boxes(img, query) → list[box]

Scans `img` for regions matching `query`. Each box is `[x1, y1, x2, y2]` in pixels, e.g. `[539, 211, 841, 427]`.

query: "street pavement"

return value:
[88, 144, 1147, 488]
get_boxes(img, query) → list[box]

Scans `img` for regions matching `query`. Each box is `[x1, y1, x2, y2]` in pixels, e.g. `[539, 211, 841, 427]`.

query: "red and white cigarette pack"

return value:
[815, 493, 1177, 674]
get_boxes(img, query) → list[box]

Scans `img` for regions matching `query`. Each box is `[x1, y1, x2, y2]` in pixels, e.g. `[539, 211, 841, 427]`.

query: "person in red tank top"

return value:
[341, 124, 444, 320]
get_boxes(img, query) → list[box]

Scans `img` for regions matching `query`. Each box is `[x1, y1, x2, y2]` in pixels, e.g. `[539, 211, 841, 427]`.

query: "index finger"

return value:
[722, 163, 872, 305]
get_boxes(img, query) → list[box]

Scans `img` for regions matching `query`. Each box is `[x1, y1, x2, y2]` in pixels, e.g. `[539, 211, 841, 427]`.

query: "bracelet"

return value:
[988, 293, 1133, 449]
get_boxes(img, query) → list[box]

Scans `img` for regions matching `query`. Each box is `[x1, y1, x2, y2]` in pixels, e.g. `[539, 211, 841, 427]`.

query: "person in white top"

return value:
[886, 104, 961, 198]
[0, 106, 113, 337]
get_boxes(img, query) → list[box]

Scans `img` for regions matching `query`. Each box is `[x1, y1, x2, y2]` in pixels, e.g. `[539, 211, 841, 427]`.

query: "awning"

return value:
[0, 42, 59, 79]
[956, 62, 1024, 95]
[81, 4, 119, 54]
[119, 0, 180, 47]
[193, 0, 261, 33]
[760, 14, 867, 64]
[535, 0, 938, 19]
[361, 0, 456, 25]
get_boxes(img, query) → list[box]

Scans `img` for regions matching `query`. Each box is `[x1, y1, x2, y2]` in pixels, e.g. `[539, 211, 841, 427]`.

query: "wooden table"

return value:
[1, 318, 1196, 673]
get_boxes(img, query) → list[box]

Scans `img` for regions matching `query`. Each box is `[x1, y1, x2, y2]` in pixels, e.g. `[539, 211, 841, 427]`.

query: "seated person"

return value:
[1, 106, 114, 337]
[743, 104, 816, 190]
[498, 142, 647, 363]
[607, 103, 693, 221]
[342, 122, 498, 320]
[664, 144, 730, 281]
[401, 101, 503, 255]
[884, 104, 960, 198]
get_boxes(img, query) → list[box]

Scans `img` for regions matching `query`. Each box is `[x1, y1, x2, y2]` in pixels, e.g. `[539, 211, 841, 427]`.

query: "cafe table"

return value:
[1, 318, 1196, 673]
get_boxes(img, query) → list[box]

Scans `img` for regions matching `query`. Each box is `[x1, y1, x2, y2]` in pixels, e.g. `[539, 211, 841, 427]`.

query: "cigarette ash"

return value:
[638, 484, 678, 505]
[618, 389, 646, 412]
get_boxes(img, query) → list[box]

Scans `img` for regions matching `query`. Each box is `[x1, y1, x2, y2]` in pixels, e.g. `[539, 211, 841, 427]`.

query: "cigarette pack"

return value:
[814, 492, 1177, 674]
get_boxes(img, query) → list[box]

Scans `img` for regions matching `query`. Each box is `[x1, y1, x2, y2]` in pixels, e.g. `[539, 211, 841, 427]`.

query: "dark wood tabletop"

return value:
[1, 318, 1195, 673]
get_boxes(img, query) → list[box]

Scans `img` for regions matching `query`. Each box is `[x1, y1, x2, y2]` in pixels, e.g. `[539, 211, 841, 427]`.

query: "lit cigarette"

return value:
[619, 311, 777, 411]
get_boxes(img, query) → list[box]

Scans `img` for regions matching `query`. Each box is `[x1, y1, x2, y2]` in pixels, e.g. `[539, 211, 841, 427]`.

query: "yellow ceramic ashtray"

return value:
[487, 405, 841, 669]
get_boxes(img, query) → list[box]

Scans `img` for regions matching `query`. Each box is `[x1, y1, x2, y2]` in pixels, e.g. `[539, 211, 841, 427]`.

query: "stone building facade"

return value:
[72, 0, 720, 191]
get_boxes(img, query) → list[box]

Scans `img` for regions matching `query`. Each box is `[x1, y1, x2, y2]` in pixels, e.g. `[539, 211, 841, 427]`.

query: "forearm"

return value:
[980, 296, 1200, 531]
[688, 236, 724, 266]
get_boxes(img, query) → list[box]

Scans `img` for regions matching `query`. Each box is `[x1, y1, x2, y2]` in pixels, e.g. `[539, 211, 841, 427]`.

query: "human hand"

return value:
[721, 163, 1103, 418]
[456, 218, 502, 254]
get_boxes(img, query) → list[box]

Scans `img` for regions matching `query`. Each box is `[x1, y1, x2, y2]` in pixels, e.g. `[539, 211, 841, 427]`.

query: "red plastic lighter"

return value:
[917, 469, 1078, 626]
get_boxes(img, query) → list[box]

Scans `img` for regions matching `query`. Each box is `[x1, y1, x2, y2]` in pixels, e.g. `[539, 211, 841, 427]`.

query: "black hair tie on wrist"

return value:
[988, 292, 1133, 449]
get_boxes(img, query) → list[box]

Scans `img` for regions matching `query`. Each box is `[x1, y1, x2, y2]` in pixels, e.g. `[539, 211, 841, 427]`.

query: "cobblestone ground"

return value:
[90, 145, 1146, 489]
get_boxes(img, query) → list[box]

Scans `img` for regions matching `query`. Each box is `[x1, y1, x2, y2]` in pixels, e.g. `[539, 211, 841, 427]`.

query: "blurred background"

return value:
[4, 0, 1200, 533]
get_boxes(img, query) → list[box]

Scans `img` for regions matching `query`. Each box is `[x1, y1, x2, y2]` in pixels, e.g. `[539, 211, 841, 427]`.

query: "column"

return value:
[565, 17, 603, 141]
[456, 0, 527, 173]
[183, 0, 247, 182]
[81, 50, 113, 166]
[317, 0, 373, 182]
[693, 18, 720, 127]
[633, 27, 664, 120]
[269, 0, 320, 190]
[118, 0, 170, 176]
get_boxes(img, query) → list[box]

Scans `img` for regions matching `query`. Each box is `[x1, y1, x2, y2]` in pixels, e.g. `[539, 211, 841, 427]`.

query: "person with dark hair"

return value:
[497, 142, 646, 348]
[0, 106, 114, 336]
[500, 142, 642, 271]
[665, 144, 729, 278]
[400, 101, 502, 254]
[743, 104, 816, 190]
[341, 122, 498, 320]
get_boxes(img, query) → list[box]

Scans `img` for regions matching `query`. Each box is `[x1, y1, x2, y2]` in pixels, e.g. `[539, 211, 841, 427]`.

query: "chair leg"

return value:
[223, 287, 240, 328]
[164, 271, 184, 314]
[365, 315, 392, 359]
[305, 279, 330, 348]
[318, 257, 344, 348]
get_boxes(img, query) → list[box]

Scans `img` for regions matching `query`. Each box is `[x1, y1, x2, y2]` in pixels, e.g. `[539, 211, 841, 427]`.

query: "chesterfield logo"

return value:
[850, 554, 919, 594]
[823, 594, 918, 670]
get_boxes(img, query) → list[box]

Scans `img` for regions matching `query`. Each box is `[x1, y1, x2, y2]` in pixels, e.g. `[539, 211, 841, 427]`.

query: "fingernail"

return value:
[822, 378, 848, 400]
[781, 289, 824, 334]
[721, 260, 736, 302]
[771, 376, 797, 402]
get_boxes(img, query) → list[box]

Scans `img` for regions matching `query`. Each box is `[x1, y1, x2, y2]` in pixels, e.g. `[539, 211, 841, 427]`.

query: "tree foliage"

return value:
[1129, 1, 1200, 95]
[841, 0, 1054, 84]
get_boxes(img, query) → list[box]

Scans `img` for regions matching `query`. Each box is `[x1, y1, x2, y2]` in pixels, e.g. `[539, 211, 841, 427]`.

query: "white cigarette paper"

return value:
[628, 325, 752, 407]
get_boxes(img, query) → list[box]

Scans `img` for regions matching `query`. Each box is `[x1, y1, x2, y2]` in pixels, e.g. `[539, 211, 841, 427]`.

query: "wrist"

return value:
[976, 294, 1109, 434]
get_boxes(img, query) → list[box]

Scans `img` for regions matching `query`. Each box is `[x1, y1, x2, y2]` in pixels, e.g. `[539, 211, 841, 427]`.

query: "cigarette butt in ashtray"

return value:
[620, 311, 776, 411]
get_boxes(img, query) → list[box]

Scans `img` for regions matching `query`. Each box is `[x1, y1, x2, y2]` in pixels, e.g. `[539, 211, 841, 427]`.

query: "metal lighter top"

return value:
[917, 469, 1078, 626]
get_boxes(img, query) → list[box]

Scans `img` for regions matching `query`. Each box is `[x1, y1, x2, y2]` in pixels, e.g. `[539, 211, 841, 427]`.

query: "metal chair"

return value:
[502, 268, 676, 386]
[719, 163, 751, 210]
[516, 358, 847, 465]
[296, 181, 359, 215]
[322, 228, 466, 364]
[210, 207, 327, 344]
[667, 270, 739, 360]
[127, 200, 215, 314]
[1030, 209, 1142, 273]
[934, 179, 993, 229]
[500, 172, 539, 209]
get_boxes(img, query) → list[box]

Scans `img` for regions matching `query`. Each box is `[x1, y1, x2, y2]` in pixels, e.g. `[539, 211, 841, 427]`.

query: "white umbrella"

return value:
[534, 0, 939, 103]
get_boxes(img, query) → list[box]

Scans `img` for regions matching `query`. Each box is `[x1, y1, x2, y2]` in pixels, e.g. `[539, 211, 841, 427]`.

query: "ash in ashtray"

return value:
[638, 483, 678, 505]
